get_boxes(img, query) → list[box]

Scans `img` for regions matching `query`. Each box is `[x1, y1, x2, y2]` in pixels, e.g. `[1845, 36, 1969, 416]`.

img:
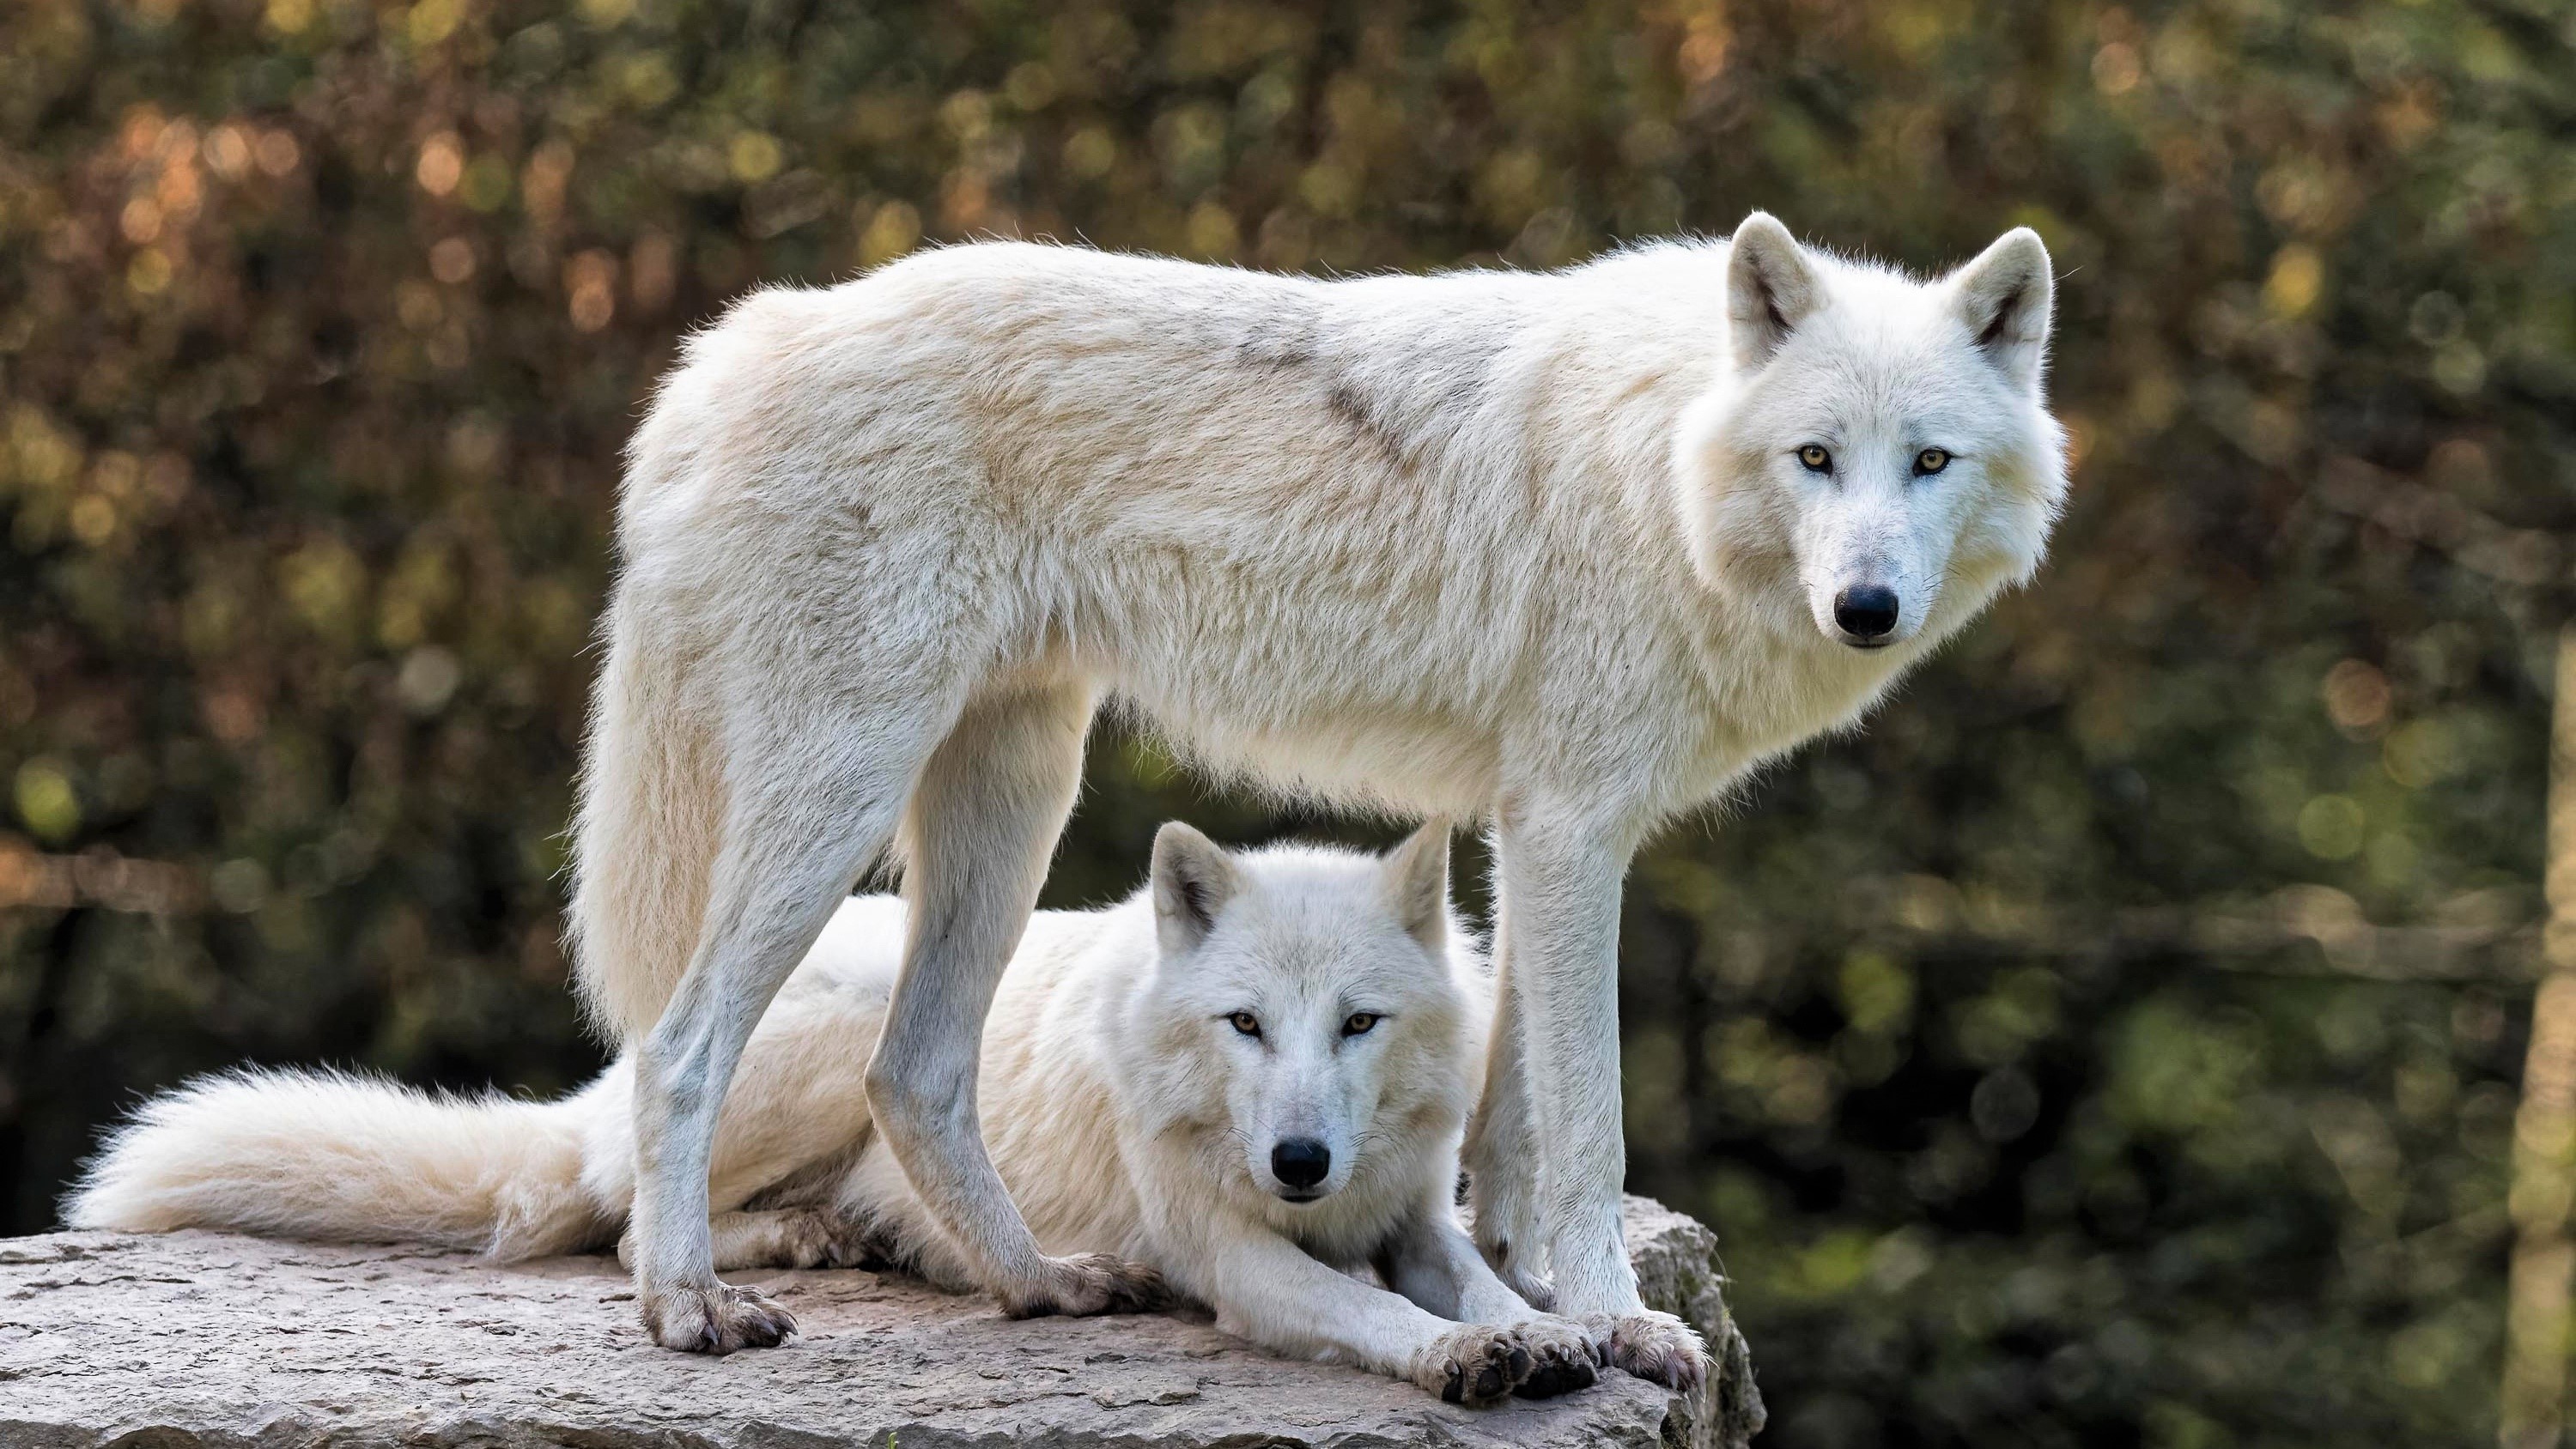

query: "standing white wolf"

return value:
[574, 213, 2066, 1382]
[70, 826, 1607, 1403]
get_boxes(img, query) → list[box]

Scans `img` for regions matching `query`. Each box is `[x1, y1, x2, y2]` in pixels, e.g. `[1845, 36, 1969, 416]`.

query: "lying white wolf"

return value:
[69, 825, 1606, 1403]
[574, 213, 2065, 1380]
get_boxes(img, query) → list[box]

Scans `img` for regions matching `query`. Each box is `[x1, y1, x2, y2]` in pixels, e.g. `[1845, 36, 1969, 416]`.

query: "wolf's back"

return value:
[64, 1068, 610, 1260]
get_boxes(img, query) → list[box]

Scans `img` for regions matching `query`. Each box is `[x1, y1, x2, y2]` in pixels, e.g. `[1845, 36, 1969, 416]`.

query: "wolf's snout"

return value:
[1270, 1138, 1331, 1194]
[1832, 585, 1899, 644]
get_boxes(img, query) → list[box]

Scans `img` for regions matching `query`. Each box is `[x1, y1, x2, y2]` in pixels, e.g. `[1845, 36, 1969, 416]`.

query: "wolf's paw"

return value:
[636, 1287, 788, 1359]
[1477, 1235, 1557, 1313]
[778, 1210, 890, 1270]
[1510, 1314, 1604, 1399]
[1413, 1323, 1534, 1406]
[641, 1281, 798, 1355]
[775, 1210, 842, 1269]
[1580, 1309, 1710, 1393]
[1467, 1176, 1552, 1309]
[1412, 1328, 1525, 1410]
[999, 1252, 1170, 1318]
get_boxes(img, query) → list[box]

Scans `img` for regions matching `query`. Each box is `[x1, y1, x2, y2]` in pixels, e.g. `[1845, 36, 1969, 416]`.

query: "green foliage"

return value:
[3, 1, 2571, 1445]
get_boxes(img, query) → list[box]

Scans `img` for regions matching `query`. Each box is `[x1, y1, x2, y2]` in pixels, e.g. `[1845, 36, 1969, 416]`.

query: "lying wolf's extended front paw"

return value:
[1580, 1309, 1710, 1393]
[1413, 1323, 1534, 1406]
[1510, 1314, 1603, 1398]
[641, 1281, 798, 1355]
[999, 1252, 1170, 1318]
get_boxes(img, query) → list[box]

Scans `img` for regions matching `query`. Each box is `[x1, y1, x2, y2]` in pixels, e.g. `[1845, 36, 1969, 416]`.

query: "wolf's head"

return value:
[1674, 212, 2069, 653]
[1124, 821, 1479, 1216]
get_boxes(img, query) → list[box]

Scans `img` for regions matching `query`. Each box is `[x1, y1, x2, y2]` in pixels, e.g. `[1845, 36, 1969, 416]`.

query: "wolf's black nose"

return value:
[1833, 585, 1900, 640]
[1272, 1138, 1331, 1190]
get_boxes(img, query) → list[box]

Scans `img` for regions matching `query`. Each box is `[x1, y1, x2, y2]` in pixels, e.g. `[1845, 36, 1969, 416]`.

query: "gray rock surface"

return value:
[0, 1194, 1762, 1447]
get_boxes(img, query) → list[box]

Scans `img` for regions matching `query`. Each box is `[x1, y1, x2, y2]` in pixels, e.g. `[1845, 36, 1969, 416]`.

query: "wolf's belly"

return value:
[1107, 676, 1508, 817]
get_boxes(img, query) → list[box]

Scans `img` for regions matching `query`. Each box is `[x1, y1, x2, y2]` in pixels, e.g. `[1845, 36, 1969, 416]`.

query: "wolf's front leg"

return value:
[1203, 1231, 1547, 1405]
[1380, 1208, 1600, 1398]
[1492, 804, 1710, 1392]
[1463, 904, 1553, 1308]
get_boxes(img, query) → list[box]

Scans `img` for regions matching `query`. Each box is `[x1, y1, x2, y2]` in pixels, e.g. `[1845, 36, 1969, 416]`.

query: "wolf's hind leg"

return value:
[628, 683, 963, 1355]
[618, 1209, 887, 1272]
[708, 1209, 882, 1270]
[864, 678, 1163, 1318]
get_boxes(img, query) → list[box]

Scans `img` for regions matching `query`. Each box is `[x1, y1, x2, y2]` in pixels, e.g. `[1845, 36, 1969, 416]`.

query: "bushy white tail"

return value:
[64, 1069, 609, 1261]
[567, 590, 726, 1040]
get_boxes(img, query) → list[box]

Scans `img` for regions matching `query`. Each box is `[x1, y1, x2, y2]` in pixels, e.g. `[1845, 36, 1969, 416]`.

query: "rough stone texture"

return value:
[0, 1194, 1762, 1448]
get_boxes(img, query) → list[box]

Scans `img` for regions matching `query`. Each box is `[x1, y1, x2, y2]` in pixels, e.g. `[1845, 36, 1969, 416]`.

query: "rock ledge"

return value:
[0, 1195, 1761, 1448]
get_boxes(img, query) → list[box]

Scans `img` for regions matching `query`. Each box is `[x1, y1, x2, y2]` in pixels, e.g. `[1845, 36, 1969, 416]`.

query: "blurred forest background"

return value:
[3, 0, 2573, 1444]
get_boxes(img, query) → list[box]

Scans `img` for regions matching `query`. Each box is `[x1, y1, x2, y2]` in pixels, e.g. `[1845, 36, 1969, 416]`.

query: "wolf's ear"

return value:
[1151, 822, 1240, 955]
[1728, 212, 1822, 372]
[1381, 821, 1449, 952]
[1950, 227, 2054, 392]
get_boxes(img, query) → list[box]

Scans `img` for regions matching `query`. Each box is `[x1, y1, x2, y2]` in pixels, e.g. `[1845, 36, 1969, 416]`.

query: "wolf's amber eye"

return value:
[1343, 1013, 1382, 1036]
[1227, 1011, 1261, 1037]
[1795, 444, 1832, 472]
[1914, 447, 1952, 476]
